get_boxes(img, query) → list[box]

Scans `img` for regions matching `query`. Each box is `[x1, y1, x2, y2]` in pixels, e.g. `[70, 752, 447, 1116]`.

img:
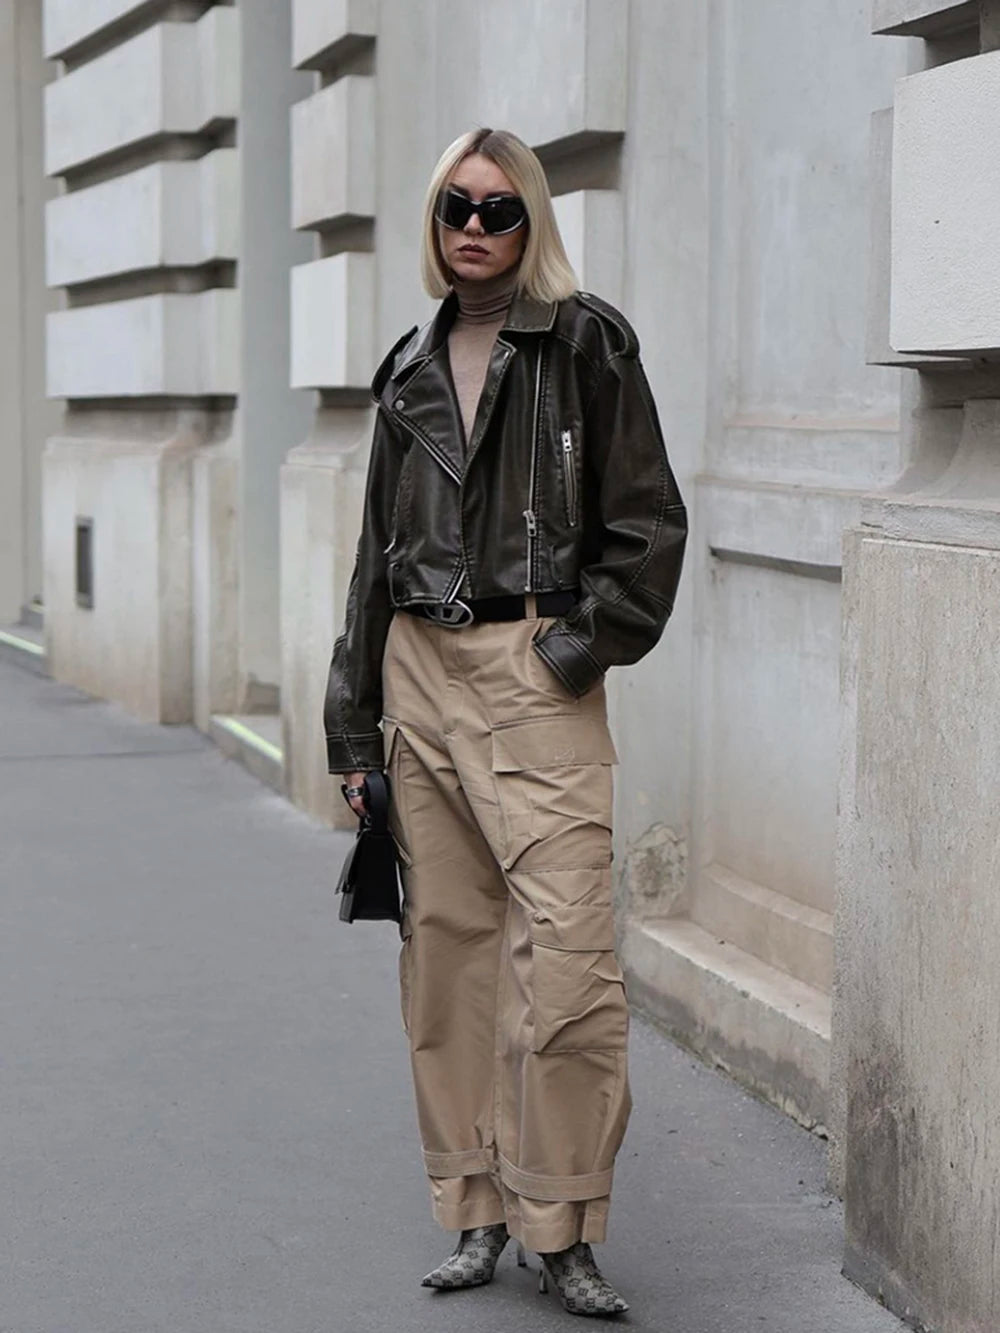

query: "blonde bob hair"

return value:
[420, 128, 578, 304]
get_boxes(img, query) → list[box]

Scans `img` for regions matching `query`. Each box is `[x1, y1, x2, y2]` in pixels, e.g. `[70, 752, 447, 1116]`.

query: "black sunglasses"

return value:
[434, 188, 527, 236]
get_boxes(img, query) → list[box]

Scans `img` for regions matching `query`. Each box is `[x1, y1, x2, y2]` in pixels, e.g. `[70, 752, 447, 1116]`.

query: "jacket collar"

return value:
[393, 289, 557, 381]
[503, 291, 558, 334]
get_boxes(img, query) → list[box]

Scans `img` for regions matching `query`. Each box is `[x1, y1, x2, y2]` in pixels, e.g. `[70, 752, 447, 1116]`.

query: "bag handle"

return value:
[362, 771, 391, 835]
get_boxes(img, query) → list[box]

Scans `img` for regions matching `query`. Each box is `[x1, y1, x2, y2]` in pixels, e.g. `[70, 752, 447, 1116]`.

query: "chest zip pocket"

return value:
[561, 429, 578, 526]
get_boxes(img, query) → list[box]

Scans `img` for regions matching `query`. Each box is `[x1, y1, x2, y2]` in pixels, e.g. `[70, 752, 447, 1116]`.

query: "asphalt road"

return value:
[0, 660, 902, 1333]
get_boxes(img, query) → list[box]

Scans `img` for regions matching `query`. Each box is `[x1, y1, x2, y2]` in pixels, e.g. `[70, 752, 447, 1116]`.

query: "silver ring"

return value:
[344, 785, 366, 799]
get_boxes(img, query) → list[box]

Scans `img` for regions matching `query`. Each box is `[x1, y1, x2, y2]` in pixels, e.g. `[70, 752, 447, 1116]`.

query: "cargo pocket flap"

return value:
[528, 904, 616, 952]
[491, 716, 618, 773]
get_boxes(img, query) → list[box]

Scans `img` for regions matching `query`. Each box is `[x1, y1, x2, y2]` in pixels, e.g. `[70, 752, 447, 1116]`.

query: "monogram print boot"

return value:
[420, 1223, 513, 1289]
[539, 1241, 630, 1316]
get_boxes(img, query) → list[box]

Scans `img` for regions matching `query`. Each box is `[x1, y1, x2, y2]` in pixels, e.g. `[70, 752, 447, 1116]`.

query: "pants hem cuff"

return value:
[498, 1153, 614, 1202]
[433, 1198, 508, 1232]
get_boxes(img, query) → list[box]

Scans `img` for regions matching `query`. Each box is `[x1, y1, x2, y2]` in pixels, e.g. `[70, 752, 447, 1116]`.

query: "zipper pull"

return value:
[523, 508, 537, 536]
[561, 429, 573, 454]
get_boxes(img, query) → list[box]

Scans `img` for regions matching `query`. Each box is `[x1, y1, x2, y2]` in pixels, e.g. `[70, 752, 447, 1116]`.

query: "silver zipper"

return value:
[522, 508, 538, 594]
[524, 347, 543, 590]
[561, 428, 577, 526]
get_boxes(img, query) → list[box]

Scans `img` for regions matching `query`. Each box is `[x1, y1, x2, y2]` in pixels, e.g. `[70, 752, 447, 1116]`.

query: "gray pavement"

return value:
[0, 659, 902, 1333]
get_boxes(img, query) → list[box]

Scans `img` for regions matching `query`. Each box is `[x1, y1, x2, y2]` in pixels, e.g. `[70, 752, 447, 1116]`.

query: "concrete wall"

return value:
[622, 0, 909, 1132]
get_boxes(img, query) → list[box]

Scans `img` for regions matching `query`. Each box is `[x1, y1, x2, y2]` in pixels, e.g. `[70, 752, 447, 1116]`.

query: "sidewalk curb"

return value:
[0, 628, 49, 678]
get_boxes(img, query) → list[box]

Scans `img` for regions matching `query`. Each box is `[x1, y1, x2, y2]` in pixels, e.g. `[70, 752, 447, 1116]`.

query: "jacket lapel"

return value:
[389, 296, 464, 483]
[391, 348, 466, 484]
[388, 290, 558, 483]
[465, 336, 515, 467]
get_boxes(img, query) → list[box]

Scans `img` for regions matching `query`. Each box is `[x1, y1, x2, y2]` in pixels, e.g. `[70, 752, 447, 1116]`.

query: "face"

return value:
[437, 153, 527, 283]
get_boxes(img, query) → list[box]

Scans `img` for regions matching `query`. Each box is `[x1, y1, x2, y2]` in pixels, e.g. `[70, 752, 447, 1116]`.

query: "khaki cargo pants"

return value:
[381, 606, 631, 1255]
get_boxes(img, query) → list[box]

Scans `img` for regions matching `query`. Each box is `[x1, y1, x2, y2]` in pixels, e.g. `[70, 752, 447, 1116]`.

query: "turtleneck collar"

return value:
[451, 265, 520, 325]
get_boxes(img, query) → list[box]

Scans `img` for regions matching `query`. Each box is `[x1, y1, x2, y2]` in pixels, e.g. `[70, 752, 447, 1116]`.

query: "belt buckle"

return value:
[424, 599, 474, 628]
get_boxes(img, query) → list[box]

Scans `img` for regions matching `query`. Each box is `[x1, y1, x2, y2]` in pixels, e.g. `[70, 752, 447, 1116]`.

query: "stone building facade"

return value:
[1, 2, 996, 1327]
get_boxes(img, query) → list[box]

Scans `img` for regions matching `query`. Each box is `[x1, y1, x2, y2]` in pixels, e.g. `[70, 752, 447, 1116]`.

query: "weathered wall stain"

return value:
[617, 821, 688, 919]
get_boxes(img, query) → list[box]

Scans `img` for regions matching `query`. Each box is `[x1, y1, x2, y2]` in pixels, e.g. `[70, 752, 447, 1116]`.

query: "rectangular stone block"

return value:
[890, 52, 1000, 354]
[46, 150, 238, 287]
[872, 0, 978, 36]
[868, 108, 961, 369]
[291, 77, 375, 231]
[290, 254, 374, 390]
[47, 290, 239, 398]
[43, 0, 149, 59]
[838, 528, 1000, 1331]
[45, 9, 239, 177]
[438, 0, 627, 151]
[292, 0, 377, 71]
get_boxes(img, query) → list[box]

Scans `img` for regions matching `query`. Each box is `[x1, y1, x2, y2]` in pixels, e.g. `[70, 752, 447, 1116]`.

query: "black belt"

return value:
[403, 590, 577, 628]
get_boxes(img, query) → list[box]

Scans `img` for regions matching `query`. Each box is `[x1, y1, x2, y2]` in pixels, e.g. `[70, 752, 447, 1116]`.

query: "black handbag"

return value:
[336, 771, 403, 924]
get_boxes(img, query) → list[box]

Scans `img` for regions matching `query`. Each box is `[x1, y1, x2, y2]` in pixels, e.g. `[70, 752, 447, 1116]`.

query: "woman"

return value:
[325, 127, 686, 1317]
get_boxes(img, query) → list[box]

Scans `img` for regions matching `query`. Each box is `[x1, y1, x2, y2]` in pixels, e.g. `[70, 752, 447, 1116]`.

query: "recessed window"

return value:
[75, 518, 93, 609]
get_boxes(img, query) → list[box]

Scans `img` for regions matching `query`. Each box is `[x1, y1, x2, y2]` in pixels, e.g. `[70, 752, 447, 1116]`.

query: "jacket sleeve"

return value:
[533, 350, 687, 696]
[323, 407, 403, 774]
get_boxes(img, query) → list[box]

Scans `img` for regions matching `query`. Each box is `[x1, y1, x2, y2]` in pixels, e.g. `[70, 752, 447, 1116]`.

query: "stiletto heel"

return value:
[517, 1242, 527, 1268]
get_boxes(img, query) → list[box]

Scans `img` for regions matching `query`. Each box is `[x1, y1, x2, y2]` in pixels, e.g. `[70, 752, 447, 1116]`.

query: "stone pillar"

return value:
[233, 0, 312, 712]
[0, 0, 56, 626]
[281, 0, 382, 826]
[835, 5, 1000, 1327]
[42, 1, 240, 722]
[0, 0, 29, 625]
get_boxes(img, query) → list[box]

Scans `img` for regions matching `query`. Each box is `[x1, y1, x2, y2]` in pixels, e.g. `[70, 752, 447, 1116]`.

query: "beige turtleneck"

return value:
[447, 267, 518, 448]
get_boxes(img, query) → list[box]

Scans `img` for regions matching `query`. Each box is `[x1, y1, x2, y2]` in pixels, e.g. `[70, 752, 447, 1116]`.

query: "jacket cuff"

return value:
[326, 729, 385, 776]
[532, 628, 605, 697]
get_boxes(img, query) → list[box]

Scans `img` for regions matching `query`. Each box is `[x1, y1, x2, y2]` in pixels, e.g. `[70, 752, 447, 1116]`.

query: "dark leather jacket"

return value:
[325, 287, 687, 774]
